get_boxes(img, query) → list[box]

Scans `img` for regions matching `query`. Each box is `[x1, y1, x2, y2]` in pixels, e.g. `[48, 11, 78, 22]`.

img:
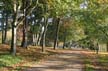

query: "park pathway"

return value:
[23, 49, 84, 71]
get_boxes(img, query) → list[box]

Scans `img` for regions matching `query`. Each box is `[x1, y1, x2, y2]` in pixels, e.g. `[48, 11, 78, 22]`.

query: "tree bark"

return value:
[1, 12, 5, 44]
[10, 12, 17, 56]
[21, 0, 28, 48]
[41, 18, 48, 52]
[33, 33, 38, 46]
[37, 25, 43, 45]
[63, 29, 67, 49]
[4, 13, 8, 43]
[107, 42, 108, 52]
[10, 23, 17, 56]
[10, 1, 20, 56]
[96, 43, 99, 54]
[21, 18, 28, 48]
[54, 18, 60, 50]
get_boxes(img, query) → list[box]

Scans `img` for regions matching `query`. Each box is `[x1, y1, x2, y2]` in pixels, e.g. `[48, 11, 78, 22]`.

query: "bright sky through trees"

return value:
[80, 0, 87, 9]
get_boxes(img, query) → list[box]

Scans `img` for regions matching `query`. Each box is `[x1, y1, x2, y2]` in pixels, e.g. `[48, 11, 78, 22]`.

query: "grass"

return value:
[0, 54, 22, 68]
[98, 55, 108, 62]
[0, 44, 57, 71]
[85, 59, 94, 71]
[84, 51, 108, 71]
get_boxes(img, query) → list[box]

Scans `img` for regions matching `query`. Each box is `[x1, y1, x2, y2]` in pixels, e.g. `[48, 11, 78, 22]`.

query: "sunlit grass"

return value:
[0, 45, 57, 71]
[85, 52, 108, 71]
[86, 66, 94, 71]
[0, 53, 22, 68]
[85, 59, 94, 71]
[98, 55, 108, 62]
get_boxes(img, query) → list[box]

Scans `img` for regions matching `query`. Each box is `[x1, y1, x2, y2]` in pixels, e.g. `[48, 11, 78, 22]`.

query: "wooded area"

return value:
[0, 0, 108, 71]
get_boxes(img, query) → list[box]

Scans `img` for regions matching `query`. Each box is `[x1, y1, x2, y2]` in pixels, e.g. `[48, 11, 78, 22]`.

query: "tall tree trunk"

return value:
[33, 33, 38, 46]
[32, 34, 35, 46]
[107, 42, 108, 52]
[96, 42, 99, 54]
[41, 18, 48, 52]
[41, 27, 45, 52]
[21, 0, 28, 48]
[36, 34, 39, 46]
[10, 1, 20, 56]
[63, 29, 67, 49]
[2, 20, 5, 44]
[4, 13, 8, 43]
[1, 12, 5, 44]
[54, 18, 60, 50]
[10, 12, 17, 56]
[10, 24, 17, 56]
[21, 18, 28, 48]
[37, 25, 43, 46]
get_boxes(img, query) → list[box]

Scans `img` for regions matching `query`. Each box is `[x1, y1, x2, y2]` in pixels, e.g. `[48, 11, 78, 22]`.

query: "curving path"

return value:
[23, 49, 84, 71]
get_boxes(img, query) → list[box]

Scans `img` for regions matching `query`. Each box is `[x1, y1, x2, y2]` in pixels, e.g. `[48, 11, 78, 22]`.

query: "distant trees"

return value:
[0, 0, 108, 55]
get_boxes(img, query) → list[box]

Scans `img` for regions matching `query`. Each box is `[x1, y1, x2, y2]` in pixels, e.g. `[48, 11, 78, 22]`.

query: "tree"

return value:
[74, 0, 108, 51]
[21, 0, 30, 48]
[2, 0, 39, 55]
[0, 0, 11, 44]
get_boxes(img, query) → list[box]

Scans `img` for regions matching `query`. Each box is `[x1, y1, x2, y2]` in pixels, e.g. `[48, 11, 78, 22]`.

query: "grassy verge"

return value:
[85, 59, 94, 71]
[97, 54, 108, 70]
[84, 52, 108, 71]
[0, 54, 22, 68]
[0, 45, 57, 71]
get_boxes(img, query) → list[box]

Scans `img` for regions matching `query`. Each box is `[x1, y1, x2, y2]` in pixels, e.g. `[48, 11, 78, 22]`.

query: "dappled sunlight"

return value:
[0, 45, 57, 71]
[23, 50, 84, 71]
[98, 52, 108, 55]
[82, 50, 108, 71]
[0, 44, 108, 71]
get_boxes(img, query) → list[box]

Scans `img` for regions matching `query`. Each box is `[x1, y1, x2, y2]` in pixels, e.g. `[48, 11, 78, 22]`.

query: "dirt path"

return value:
[23, 49, 84, 71]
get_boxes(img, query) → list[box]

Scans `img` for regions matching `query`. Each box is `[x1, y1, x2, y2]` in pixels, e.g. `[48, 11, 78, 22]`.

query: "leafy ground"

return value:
[0, 44, 57, 71]
[82, 50, 108, 71]
[0, 44, 108, 71]
[24, 49, 84, 71]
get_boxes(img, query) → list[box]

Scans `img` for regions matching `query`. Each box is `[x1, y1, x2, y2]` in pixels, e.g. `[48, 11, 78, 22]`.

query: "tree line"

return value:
[0, 0, 108, 55]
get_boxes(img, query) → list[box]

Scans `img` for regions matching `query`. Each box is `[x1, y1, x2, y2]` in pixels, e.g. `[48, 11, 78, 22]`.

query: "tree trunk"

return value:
[35, 33, 39, 46]
[21, 0, 28, 48]
[41, 28, 47, 52]
[41, 18, 48, 52]
[1, 12, 5, 44]
[54, 18, 60, 50]
[10, 12, 17, 56]
[41, 28, 45, 52]
[21, 19, 28, 48]
[33, 33, 38, 46]
[4, 13, 8, 43]
[63, 29, 67, 49]
[96, 43, 99, 54]
[32, 34, 35, 46]
[10, 24, 17, 56]
[2, 20, 5, 44]
[37, 25, 43, 46]
[10, 1, 19, 56]
[107, 42, 108, 52]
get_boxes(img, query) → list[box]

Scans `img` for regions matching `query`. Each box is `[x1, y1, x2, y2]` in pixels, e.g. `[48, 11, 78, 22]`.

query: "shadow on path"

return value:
[23, 50, 85, 71]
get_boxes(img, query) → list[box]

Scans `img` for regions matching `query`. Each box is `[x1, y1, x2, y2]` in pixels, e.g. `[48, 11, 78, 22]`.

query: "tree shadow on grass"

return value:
[0, 61, 7, 67]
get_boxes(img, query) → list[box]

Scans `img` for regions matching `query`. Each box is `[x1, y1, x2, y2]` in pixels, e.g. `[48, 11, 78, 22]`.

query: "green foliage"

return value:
[73, 0, 108, 46]
[30, 25, 40, 34]
[0, 54, 22, 68]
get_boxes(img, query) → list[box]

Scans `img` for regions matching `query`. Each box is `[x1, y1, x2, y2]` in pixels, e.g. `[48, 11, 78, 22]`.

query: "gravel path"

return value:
[23, 50, 84, 71]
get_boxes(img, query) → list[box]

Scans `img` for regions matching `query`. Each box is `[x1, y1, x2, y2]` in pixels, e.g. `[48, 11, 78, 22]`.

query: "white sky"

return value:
[80, 1, 88, 9]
